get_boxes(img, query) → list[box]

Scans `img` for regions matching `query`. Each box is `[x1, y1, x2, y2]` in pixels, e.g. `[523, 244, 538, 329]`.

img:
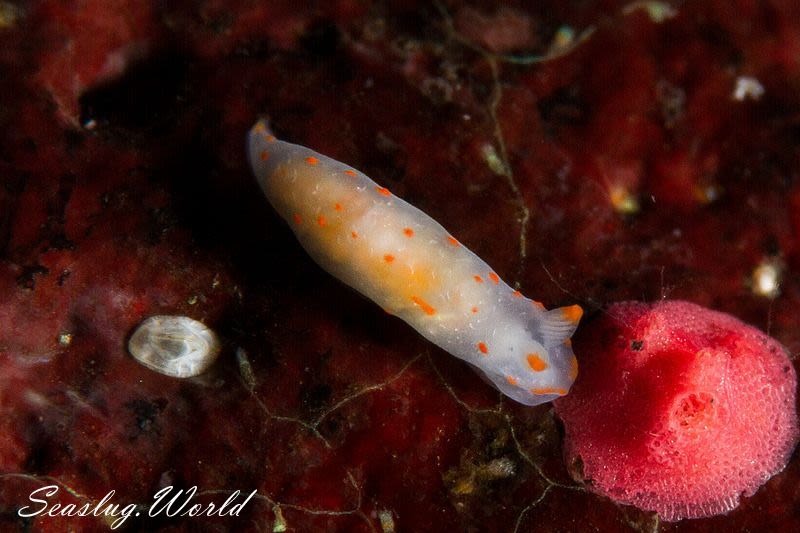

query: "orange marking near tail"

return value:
[488, 272, 500, 284]
[531, 387, 567, 396]
[446, 236, 460, 247]
[376, 186, 391, 197]
[292, 213, 303, 225]
[477, 342, 488, 354]
[384, 254, 395, 263]
[505, 375, 518, 386]
[526, 353, 548, 372]
[265, 135, 276, 143]
[473, 275, 483, 283]
[305, 156, 319, 166]
[532, 300, 546, 310]
[344, 169, 357, 176]
[403, 227, 414, 237]
[411, 295, 436, 315]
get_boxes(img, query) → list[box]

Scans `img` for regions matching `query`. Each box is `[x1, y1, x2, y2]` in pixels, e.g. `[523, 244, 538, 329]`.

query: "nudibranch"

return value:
[128, 315, 221, 378]
[247, 119, 582, 405]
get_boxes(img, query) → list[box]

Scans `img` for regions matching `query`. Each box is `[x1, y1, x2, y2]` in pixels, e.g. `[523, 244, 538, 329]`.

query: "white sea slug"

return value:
[247, 119, 582, 405]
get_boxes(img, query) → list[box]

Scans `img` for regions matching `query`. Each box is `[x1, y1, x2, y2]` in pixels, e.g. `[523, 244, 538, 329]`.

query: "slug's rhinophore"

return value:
[248, 119, 582, 405]
[128, 315, 221, 378]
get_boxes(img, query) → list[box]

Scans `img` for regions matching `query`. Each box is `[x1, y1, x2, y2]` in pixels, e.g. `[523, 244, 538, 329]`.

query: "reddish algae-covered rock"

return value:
[555, 301, 799, 521]
[4, 0, 800, 530]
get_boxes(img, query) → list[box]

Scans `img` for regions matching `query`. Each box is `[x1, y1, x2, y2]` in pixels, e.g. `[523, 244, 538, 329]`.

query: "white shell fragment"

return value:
[128, 315, 221, 378]
[732, 76, 765, 102]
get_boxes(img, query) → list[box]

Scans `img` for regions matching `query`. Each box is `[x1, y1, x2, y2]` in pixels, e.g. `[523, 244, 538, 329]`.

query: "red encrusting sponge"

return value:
[554, 300, 798, 521]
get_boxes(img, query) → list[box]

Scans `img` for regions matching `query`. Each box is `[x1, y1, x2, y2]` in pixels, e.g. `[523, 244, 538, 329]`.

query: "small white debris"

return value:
[378, 509, 395, 533]
[732, 76, 765, 102]
[695, 183, 722, 204]
[481, 144, 509, 176]
[128, 315, 221, 378]
[751, 258, 782, 299]
[622, 1, 678, 23]
[484, 457, 516, 479]
[610, 185, 640, 215]
[549, 26, 575, 53]
[272, 505, 287, 532]
[58, 332, 73, 347]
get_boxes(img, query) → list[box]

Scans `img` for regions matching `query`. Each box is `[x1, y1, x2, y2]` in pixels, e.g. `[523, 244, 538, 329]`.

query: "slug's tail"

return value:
[248, 118, 287, 188]
[250, 118, 273, 136]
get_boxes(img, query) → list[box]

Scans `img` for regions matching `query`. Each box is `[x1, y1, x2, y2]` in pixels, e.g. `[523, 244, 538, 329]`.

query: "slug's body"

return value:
[248, 119, 582, 405]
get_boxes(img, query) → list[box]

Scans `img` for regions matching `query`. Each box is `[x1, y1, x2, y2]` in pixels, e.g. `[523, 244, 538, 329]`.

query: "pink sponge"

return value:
[554, 300, 798, 521]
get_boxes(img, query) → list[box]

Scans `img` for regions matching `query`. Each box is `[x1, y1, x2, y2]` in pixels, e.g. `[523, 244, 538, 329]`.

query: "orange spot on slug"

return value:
[305, 156, 319, 166]
[569, 355, 579, 380]
[403, 227, 414, 237]
[334, 203, 343, 211]
[477, 342, 488, 354]
[265, 135, 276, 143]
[317, 215, 327, 227]
[411, 296, 436, 316]
[532, 387, 567, 396]
[473, 275, 483, 283]
[512, 290, 522, 298]
[384, 254, 395, 263]
[259, 150, 269, 161]
[351, 231, 358, 239]
[292, 213, 302, 225]
[376, 186, 391, 197]
[471, 306, 479, 314]
[344, 169, 357, 176]
[506, 375, 518, 386]
[532, 300, 546, 310]
[526, 353, 548, 372]
[488, 272, 500, 284]
[447, 236, 460, 247]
